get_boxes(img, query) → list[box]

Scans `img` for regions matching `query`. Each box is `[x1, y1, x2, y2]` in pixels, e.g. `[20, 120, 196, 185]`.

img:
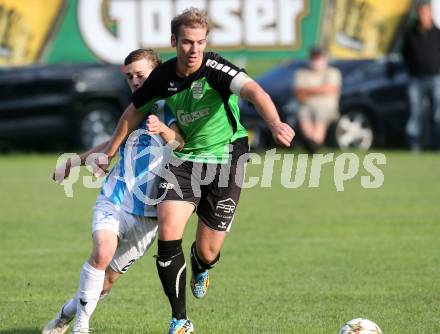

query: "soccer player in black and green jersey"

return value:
[101, 8, 295, 334]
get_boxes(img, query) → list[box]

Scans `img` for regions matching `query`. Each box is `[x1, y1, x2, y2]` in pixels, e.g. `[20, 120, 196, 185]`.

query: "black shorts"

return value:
[158, 137, 249, 232]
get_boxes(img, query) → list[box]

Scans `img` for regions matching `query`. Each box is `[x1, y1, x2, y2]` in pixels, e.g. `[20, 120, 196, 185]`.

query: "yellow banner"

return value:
[327, 0, 412, 58]
[0, 0, 64, 65]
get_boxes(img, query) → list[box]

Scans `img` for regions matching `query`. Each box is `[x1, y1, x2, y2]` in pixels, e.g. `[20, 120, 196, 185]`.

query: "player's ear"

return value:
[171, 34, 177, 47]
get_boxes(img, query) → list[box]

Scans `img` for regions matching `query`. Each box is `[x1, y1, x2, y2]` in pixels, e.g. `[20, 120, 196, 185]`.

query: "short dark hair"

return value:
[417, 1, 431, 9]
[309, 46, 326, 59]
[124, 49, 162, 67]
[171, 7, 210, 37]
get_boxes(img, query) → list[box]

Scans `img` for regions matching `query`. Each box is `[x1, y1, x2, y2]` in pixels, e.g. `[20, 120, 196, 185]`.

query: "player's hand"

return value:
[270, 122, 295, 147]
[147, 114, 165, 135]
[92, 153, 111, 178]
[52, 158, 72, 182]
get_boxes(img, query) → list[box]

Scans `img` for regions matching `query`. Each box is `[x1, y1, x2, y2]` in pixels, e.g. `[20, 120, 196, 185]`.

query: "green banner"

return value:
[1, 0, 324, 65]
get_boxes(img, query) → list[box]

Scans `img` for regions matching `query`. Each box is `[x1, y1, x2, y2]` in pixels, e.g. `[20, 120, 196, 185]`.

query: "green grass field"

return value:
[0, 151, 439, 333]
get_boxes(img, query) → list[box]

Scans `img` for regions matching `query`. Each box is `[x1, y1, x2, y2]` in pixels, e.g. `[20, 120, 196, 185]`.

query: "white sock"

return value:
[72, 262, 105, 331]
[61, 298, 77, 319]
[60, 290, 109, 321]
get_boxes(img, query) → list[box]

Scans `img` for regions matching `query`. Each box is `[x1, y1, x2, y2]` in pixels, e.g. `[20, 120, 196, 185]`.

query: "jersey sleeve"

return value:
[132, 67, 162, 114]
[163, 103, 176, 127]
[204, 52, 248, 96]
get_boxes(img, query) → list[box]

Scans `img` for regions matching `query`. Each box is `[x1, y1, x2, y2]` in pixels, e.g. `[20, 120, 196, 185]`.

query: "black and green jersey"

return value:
[132, 52, 248, 163]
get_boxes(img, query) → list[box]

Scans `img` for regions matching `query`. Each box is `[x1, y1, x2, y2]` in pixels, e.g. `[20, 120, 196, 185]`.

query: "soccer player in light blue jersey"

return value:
[43, 49, 184, 334]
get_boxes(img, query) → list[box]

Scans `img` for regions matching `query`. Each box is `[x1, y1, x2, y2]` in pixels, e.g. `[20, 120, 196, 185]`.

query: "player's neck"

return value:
[419, 21, 433, 32]
[176, 58, 203, 78]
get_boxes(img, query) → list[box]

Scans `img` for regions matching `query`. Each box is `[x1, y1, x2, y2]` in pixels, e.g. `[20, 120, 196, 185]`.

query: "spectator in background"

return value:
[402, 2, 440, 151]
[294, 47, 341, 153]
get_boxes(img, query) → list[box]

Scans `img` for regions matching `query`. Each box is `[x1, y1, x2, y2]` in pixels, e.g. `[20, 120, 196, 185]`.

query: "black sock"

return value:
[190, 241, 220, 276]
[156, 239, 186, 319]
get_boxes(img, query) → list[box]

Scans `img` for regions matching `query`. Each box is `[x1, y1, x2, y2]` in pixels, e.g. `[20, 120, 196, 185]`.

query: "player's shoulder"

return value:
[327, 66, 341, 75]
[150, 100, 165, 121]
[151, 100, 165, 113]
[152, 100, 175, 123]
[327, 67, 342, 82]
[150, 57, 177, 78]
[161, 56, 178, 68]
[295, 67, 312, 77]
[202, 51, 242, 78]
[204, 51, 222, 61]
[203, 51, 233, 68]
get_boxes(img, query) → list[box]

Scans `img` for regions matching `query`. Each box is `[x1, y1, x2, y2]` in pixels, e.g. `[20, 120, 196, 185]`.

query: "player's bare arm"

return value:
[52, 140, 110, 182]
[103, 103, 145, 158]
[146, 114, 185, 151]
[239, 79, 295, 147]
[92, 103, 145, 175]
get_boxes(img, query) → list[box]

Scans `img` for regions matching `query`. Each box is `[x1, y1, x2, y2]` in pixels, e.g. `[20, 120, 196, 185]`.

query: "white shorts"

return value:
[298, 104, 338, 126]
[92, 197, 158, 273]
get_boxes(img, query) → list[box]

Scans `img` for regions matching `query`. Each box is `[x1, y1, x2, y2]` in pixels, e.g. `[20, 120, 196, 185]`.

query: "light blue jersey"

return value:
[98, 102, 176, 217]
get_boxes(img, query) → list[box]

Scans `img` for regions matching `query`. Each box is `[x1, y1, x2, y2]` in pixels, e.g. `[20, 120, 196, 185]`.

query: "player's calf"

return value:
[189, 242, 219, 299]
[71, 262, 105, 333]
[156, 239, 187, 320]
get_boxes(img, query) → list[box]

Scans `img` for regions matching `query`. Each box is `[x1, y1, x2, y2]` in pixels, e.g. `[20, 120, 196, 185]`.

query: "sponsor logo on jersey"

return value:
[192, 81, 203, 100]
[159, 182, 174, 190]
[206, 59, 238, 77]
[168, 81, 178, 91]
[216, 198, 236, 214]
[177, 108, 209, 126]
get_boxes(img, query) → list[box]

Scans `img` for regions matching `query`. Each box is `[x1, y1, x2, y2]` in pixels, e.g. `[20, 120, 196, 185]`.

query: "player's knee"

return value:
[91, 248, 114, 268]
[197, 246, 219, 265]
[158, 221, 177, 240]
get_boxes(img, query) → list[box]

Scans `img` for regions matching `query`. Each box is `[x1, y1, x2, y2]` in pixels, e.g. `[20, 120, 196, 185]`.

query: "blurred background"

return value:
[1, 0, 439, 151]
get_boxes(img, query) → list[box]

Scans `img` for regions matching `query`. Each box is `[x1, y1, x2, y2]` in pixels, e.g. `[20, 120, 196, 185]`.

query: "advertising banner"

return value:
[0, 0, 323, 65]
[2, 0, 434, 66]
[326, 0, 412, 58]
[0, 0, 64, 65]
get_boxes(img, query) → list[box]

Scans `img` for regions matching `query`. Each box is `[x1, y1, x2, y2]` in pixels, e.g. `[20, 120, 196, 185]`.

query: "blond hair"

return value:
[171, 7, 210, 38]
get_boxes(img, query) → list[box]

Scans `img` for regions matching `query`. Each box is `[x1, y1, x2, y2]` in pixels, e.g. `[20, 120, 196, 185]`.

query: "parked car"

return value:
[0, 63, 131, 150]
[240, 55, 415, 149]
